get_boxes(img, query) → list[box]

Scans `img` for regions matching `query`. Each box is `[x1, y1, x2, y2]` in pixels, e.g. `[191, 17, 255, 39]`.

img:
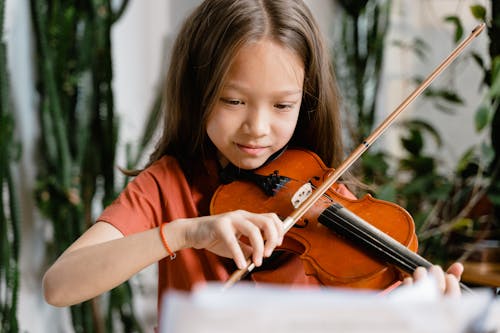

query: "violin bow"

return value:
[223, 23, 486, 290]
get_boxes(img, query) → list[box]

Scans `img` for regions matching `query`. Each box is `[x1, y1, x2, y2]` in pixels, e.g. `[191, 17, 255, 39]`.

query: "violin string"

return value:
[279, 177, 346, 204]
[281, 178, 420, 270]
[287, 179, 474, 293]
[320, 207, 474, 294]
[320, 208, 427, 273]
[302, 180, 425, 270]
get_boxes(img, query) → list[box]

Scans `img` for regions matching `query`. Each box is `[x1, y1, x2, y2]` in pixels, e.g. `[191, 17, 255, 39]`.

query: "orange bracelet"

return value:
[160, 222, 176, 260]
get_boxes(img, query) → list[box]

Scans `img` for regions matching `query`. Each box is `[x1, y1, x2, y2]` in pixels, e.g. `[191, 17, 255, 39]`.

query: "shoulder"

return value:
[144, 155, 182, 175]
[122, 156, 190, 198]
[137, 156, 185, 182]
[98, 155, 193, 233]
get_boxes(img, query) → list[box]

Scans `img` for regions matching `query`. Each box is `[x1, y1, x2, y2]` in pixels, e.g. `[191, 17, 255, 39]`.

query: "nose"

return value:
[242, 105, 270, 137]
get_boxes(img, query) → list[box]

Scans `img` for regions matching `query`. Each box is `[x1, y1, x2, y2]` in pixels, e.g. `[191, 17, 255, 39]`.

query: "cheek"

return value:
[278, 111, 300, 141]
[206, 111, 230, 142]
[205, 112, 215, 139]
[205, 117, 218, 143]
[280, 124, 296, 143]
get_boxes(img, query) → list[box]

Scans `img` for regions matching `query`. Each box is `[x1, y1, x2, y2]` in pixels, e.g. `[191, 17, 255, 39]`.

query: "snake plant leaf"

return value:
[30, 0, 142, 331]
[0, 0, 21, 329]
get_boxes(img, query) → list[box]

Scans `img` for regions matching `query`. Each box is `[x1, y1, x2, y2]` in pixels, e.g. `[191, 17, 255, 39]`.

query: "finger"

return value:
[444, 273, 461, 297]
[216, 216, 251, 269]
[272, 213, 285, 244]
[232, 217, 265, 267]
[429, 265, 446, 292]
[254, 214, 277, 257]
[446, 262, 464, 280]
[239, 211, 282, 259]
[238, 241, 254, 259]
[412, 266, 427, 282]
[402, 276, 413, 286]
[259, 213, 283, 257]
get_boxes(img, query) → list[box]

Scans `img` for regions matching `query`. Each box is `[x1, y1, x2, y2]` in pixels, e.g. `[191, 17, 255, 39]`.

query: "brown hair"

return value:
[147, 0, 344, 174]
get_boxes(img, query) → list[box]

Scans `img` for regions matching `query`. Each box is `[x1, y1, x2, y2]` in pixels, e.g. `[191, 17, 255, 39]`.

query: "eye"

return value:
[274, 103, 294, 110]
[221, 98, 244, 106]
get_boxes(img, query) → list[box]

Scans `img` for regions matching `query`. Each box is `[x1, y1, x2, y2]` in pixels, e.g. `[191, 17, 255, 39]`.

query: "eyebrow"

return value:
[223, 82, 303, 96]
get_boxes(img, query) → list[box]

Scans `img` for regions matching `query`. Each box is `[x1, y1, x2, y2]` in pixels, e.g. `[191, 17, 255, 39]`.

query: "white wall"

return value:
[5, 0, 489, 332]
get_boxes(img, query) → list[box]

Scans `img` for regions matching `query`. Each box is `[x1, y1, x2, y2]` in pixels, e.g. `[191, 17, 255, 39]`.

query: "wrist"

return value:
[161, 218, 191, 251]
[159, 222, 176, 259]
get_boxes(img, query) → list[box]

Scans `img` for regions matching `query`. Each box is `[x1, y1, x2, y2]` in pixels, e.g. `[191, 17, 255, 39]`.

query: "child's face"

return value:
[206, 39, 304, 170]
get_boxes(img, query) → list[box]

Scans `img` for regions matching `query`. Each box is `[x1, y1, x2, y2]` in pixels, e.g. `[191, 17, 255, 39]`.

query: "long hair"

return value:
[148, 0, 344, 174]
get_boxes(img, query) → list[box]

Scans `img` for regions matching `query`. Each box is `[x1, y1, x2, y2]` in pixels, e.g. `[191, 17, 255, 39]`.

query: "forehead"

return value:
[223, 39, 305, 92]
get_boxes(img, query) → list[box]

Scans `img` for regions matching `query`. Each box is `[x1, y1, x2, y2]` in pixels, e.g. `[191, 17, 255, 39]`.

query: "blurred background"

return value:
[1, 0, 498, 332]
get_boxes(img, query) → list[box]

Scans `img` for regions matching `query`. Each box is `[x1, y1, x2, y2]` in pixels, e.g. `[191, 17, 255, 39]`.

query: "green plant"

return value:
[333, 0, 498, 265]
[0, 0, 21, 330]
[405, 4, 500, 262]
[334, 0, 391, 147]
[29, 0, 144, 332]
[393, 65, 493, 263]
[430, 2, 500, 262]
[471, 2, 500, 228]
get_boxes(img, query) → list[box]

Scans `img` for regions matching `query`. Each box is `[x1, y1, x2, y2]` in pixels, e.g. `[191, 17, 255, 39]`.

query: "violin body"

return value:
[210, 149, 418, 289]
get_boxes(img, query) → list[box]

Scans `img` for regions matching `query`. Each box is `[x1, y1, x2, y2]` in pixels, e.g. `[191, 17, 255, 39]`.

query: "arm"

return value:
[43, 221, 172, 307]
[43, 210, 284, 307]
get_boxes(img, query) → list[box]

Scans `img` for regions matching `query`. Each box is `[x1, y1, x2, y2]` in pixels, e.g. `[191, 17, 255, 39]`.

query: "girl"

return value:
[43, 0, 464, 314]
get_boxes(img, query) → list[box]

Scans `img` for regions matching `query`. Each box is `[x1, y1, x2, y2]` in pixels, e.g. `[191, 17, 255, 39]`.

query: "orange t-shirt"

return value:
[98, 154, 368, 310]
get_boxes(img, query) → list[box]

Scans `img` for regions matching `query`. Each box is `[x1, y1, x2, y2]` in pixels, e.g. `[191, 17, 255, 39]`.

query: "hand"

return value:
[403, 262, 464, 297]
[181, 210, 284, 269]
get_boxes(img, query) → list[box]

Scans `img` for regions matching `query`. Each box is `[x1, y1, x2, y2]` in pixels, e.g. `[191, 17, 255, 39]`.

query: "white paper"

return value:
[159, 277, 498, 333]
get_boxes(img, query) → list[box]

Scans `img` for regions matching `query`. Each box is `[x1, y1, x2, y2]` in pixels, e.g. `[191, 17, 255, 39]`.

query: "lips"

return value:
[236, 143, 268, 156]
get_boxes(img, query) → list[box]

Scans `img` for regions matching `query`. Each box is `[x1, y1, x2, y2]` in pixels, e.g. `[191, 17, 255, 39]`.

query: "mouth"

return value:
[236, 143, 268, 156]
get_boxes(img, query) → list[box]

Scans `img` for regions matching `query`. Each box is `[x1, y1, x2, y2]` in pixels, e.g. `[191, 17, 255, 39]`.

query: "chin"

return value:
[230, 156, 268, 170]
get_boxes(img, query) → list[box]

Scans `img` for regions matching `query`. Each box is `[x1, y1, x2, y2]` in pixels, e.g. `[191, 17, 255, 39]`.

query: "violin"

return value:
[211, 148, 419, 289]
[211, 24, 485, 291]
